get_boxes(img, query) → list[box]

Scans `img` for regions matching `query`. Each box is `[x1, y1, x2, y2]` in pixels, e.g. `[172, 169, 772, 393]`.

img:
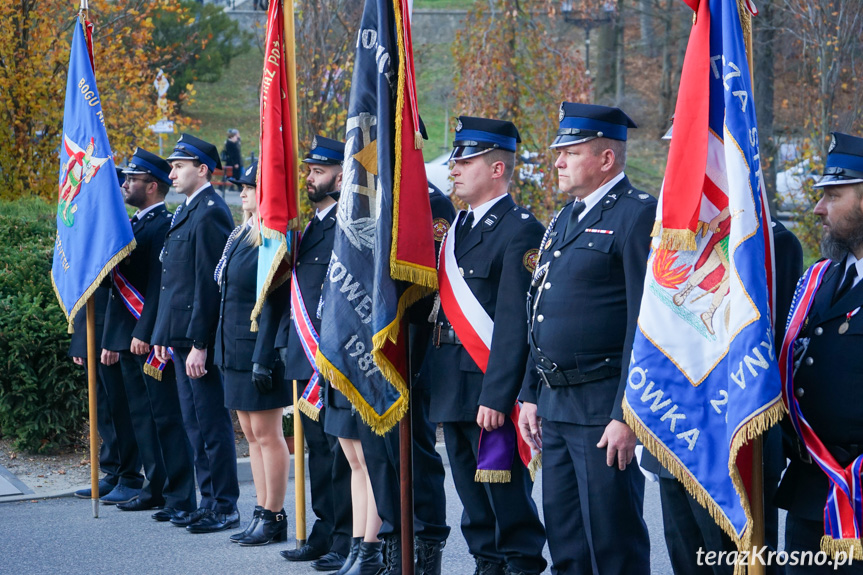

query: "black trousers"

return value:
[173, 347, 238, 513]
[94, 360, 142, 488]
[301, 406, 352, 556]
[443, 420, 546, 573]
[542, 420, 649, 575]
[785, 514, 863, 575]
[411, 385, 449, 543]
[357, 418, 401, 538]
[119, 351, 196, 510]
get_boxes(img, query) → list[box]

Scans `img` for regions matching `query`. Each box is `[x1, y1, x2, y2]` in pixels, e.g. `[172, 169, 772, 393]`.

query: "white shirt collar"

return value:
[843, 253, 863, 289]
[134, 201, 165, 220]
[574, 172, 625, 222]
[185, 183, 210, 205]
[467, 193, 508, 228]
[316, 202, 336, 221]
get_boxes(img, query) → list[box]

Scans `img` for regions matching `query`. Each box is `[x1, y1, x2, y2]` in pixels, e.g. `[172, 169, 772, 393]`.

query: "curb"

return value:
[1, 443, 449, 503]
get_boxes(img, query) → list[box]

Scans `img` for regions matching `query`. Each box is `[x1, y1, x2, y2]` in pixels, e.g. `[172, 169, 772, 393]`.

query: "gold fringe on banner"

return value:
[315, 349, 409, 436]
[296, 397, 320, 422]
[624, 396, 784, 571]
[527, 451, 542, 482]
[656, 228, 697, 252]
[821, 535, 863, 561]
[143, 363, 163, 381]
[53, 240, 137, 333]
[475, 469, 511, 484]
[650, 220, 662, 238]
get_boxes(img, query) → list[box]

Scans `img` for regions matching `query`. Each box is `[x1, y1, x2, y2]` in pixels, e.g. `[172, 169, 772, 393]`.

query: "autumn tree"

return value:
[0, 0, 195, 201]
[452, 0, 591, 222]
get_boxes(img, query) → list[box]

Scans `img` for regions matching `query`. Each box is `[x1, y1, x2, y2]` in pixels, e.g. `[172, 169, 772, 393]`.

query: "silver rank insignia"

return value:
[456, 119, 463, 132]
[312, 136, 318, 149]
[208, 200, 214, 206]
[521, 213, 529, 219]
[639, 194, 649, 199]
[559, 103, 565, 122]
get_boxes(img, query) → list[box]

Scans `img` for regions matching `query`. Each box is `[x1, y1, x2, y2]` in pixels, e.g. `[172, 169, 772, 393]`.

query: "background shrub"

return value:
[0, 198, 85, 453]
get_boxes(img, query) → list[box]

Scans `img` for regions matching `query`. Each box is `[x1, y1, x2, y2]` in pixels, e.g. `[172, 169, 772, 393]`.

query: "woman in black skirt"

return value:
[214, 162, 291, 545]
[324, 382, 383, 574]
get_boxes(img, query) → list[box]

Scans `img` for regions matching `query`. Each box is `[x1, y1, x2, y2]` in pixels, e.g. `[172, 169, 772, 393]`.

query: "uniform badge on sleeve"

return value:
[432, 218, 449, 242]
[523, 248, 539, 273]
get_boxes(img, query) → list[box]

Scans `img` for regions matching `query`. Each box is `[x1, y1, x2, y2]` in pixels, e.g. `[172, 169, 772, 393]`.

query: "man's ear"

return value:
[335, 170, 343, 190]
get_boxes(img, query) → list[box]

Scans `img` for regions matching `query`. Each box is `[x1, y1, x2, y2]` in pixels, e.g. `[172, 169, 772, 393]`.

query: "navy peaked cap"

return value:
[815, 132, 863, 188]
[303, 135, 345, 165]
[229, 161, 258, 187]
[166, 133, 222, 172]
[123, 148, 172, 185]
[450, 116, 521, 161]
[551, 102, 637, 148]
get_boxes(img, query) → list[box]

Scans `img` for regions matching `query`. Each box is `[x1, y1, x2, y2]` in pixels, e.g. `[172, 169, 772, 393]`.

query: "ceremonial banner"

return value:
[623, 0, 781, 559]
[252, 0, 298, 329]
[315, 0, 437, 434]
[52, 18, 135, 332]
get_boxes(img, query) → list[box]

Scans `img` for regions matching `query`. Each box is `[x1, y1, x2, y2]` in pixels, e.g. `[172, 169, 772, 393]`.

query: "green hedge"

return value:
[0, 198, 85, 453]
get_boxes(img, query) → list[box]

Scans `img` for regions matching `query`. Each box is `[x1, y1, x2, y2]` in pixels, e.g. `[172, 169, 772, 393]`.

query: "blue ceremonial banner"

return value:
[624, 0, 780, 553]
[52, 18, 135, 332]
[315, 0, 436, 434]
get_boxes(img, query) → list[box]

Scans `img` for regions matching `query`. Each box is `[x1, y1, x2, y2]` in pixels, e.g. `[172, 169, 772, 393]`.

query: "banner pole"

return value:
[741, 3, 765, 573]
[400, 323, 415, 574]
[283, 0, 300, 230]
[293, 379, 306, 547]
[85, 296, 99, 518]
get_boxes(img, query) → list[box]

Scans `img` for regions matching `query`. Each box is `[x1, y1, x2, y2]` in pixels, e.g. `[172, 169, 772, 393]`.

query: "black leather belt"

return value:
[433, 324, 462, 347]
[795, 438, 862, 467]
[536, 364, 620, 388]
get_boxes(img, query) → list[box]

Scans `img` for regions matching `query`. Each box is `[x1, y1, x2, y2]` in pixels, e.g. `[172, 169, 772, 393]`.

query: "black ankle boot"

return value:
[473, 557, 505, 575]
[379, 535, 401, 575]
[335, 537, 362, 575]
[343, 541, 383, 575]
[237, 508, 288, 546]
[415, 538, 444, 575]
[230, 505, 262, 543]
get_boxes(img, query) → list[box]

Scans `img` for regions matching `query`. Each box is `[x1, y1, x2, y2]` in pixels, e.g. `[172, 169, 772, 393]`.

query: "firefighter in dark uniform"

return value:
[152, 134, 239, 533]
[71, 285, 143, 503]
[426, 116, 547, 575]
[253, 136, 354, 570]
[102, 149, 196, 515]
[775, 132, 863, 575]
[518, 102, 653, 575]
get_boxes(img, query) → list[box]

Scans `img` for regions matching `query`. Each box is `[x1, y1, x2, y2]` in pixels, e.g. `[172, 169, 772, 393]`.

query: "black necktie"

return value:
[457, 212, 474, 246]
[564, 201, 586, 243]
[834, 264, 859, 304]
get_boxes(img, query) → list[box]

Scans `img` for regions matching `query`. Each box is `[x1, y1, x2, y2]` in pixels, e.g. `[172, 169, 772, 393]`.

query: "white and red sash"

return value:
[112, 268, 173, 380]
[291, 224, 324, 421]
[438, 214, 534, 482]
[780, 260, 863, 558]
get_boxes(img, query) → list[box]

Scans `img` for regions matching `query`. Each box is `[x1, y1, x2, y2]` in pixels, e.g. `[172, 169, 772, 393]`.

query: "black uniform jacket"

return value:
[427, 193, 545, 423]
[102, 205, 172, 351]
[520, 176, 656, 425]
[776, 257, 863, 520]
[151, 186, 233, 348]
[214, 227, 258, 371]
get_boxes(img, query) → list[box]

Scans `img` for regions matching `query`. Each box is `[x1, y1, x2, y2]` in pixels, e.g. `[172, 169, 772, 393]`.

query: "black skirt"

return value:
[223, 358, 291, 412]
[323, 382, 360, 440]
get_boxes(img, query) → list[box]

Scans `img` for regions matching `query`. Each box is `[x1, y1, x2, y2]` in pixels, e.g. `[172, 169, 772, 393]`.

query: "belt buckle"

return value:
[797, 440, 812, 464]
[447, 328, 456, 344]
[537, 363, 558, 388]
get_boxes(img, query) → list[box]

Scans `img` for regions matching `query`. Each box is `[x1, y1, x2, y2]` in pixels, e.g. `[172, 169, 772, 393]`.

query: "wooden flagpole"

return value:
[79, 0, 99, 520]
[741, 3, 765, 573]
[284, 0, 306, 548]
[400, 323, 415, 574]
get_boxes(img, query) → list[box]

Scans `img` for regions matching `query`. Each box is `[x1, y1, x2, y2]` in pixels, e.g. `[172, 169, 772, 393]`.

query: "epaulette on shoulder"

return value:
[510, 205, 538, 223]
[619, 189, 656, 203]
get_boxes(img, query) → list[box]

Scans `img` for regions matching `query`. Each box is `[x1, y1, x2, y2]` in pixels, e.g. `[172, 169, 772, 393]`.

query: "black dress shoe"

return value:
[311, 551, 347, 571]
[118, 498, 164, 512]
[186, 509, 241, 534]
[281, 543, 326, 562]
[170, 508, 207, 527]
[153, 507, 185, 522]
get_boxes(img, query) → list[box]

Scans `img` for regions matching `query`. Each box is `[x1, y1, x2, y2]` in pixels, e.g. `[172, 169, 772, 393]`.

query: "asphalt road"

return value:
[0, 461, 673, 575]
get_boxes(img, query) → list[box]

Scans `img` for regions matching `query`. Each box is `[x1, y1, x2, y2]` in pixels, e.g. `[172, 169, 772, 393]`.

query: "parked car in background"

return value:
[776, 158, 819, 212]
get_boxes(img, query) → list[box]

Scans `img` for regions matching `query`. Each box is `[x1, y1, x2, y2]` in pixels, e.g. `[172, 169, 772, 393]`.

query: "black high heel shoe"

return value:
[237, 508, 288, 546]
[230, 505, 262, 543]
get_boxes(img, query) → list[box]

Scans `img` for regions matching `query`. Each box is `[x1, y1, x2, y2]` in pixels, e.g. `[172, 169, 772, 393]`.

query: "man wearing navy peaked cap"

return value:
[775, 132, 863, 572]
[102, 148, 197, 515]
[151, 133, 239, 533]
[518, 102, 654, 574]
[425, 116, 547, 575]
